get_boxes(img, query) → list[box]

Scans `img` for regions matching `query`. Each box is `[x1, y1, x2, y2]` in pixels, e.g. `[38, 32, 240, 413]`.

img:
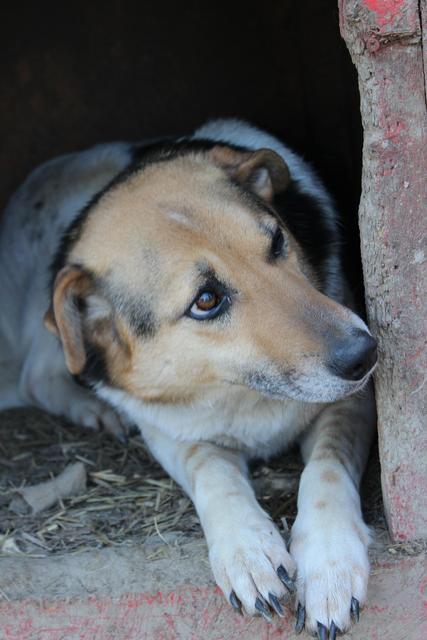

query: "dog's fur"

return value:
[0, 119, 376, 635]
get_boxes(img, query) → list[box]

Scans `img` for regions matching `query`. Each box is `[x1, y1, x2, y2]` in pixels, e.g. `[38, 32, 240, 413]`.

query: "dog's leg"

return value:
[141, 421, 296, 617]
[290, 385, 375, 636]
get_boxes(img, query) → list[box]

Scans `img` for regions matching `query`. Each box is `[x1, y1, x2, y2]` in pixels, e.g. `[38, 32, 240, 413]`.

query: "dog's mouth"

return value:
[229, 362, 376, 404]
[228, 327, 378, 404]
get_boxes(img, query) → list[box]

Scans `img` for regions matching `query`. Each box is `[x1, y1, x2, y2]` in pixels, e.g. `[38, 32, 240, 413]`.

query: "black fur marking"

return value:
[195, 263, 232, 297]
[273, 181, 341, 289]
[34, 200, 44, 210]
[50, 187, 113, 291]
[74, 341, 110, 389]
[104, 280, 157, 338]
[120, 297, 157, 338]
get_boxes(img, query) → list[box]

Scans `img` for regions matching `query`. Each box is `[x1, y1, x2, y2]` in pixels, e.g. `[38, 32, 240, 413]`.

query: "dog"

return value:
[0, 119, 377, 637]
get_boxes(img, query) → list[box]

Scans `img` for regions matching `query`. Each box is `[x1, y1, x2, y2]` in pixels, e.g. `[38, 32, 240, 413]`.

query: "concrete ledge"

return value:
[0, 541, 426, 640]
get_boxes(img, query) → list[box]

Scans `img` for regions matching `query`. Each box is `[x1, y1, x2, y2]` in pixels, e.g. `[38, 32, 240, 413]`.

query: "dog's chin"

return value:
[241, 369, 372, 404]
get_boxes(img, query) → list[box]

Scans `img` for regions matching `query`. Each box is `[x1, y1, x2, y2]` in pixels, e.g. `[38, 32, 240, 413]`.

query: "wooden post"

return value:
[339, 0, 427, 541]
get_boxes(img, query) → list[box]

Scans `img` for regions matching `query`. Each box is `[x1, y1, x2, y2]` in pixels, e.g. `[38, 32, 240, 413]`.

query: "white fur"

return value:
[139, 421, 297, 616]
[95, 382, 321, 455]
[291, 459, 370, 631]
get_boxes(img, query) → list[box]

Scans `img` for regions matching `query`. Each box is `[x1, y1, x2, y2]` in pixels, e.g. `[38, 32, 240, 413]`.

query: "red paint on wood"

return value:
[0, 558, 426, 640]
[363, 0, 405, 27]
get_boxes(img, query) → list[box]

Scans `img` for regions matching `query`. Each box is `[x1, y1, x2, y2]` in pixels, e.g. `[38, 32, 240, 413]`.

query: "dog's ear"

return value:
[211, 146, 290, 201]
[44, 266, 113, 376]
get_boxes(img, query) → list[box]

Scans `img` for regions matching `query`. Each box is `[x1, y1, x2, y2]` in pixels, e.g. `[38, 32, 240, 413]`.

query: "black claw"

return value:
[351, 596, 360, 622]
[277, 565, 296, 594]
[295, 602, 305, 634]
[268, 592, 284, 617]
[317, 622, 328, 640]
[329, 621, 338, 640]
[255, 596, 273, 622]
[229, 591, 243, 615]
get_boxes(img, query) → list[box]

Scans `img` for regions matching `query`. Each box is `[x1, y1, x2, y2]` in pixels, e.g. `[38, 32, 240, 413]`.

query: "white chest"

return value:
[97, 383, 322, 457]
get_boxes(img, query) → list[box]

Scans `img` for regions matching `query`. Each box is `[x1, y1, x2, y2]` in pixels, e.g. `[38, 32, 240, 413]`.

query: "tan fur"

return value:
[321, 470, 340, 483]
[48, 267, 92, 375]
[210, 146, 290, 201]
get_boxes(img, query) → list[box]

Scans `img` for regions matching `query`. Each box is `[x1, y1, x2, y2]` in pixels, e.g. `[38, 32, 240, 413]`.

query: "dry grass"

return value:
[0, 408, 199, 556]
[1, 406, 422, 561]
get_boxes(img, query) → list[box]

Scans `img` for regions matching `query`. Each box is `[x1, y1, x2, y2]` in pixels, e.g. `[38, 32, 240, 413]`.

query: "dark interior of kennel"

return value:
[0, 0, 364, 298]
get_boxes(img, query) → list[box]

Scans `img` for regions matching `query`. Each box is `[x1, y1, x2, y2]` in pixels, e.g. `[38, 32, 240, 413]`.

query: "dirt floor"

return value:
[0, 408, 425, 563]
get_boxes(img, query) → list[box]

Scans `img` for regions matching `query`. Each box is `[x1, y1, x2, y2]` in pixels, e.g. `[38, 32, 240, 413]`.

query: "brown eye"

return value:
[188, 289, 229, 320]
[196, 291, 219, 311]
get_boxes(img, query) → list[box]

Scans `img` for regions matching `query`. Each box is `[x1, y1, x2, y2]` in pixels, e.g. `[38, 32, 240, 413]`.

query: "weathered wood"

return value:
[339, 0, 427, 540]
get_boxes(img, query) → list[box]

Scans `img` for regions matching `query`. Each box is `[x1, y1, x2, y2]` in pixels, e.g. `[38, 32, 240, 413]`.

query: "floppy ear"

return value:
[210, 146, 290, 201]
[44, 266, 112, 376]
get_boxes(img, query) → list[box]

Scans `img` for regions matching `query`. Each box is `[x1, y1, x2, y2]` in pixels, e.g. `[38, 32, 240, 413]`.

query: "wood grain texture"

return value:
[340, 0, 427, 540]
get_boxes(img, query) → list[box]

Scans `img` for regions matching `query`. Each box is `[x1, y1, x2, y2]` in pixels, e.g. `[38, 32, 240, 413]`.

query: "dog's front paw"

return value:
[209, 515, 296, 619]
[290, 514, 370, 637]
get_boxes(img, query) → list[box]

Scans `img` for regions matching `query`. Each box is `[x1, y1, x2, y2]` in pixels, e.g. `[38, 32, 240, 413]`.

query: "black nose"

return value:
[328, 329, 377, 381]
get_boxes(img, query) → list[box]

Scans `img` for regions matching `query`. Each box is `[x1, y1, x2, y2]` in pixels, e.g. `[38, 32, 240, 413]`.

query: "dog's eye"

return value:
[271, 227, 285, 259]
[188, 290, 228, 320]
[196, 291, 219, 311]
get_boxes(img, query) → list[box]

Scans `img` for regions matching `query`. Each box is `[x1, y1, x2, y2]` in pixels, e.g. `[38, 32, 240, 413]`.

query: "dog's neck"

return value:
[95, 381, 323, 455]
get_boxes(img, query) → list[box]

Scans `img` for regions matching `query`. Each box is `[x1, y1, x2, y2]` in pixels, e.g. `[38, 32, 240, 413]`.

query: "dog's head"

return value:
[45, 143, 377, 405]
